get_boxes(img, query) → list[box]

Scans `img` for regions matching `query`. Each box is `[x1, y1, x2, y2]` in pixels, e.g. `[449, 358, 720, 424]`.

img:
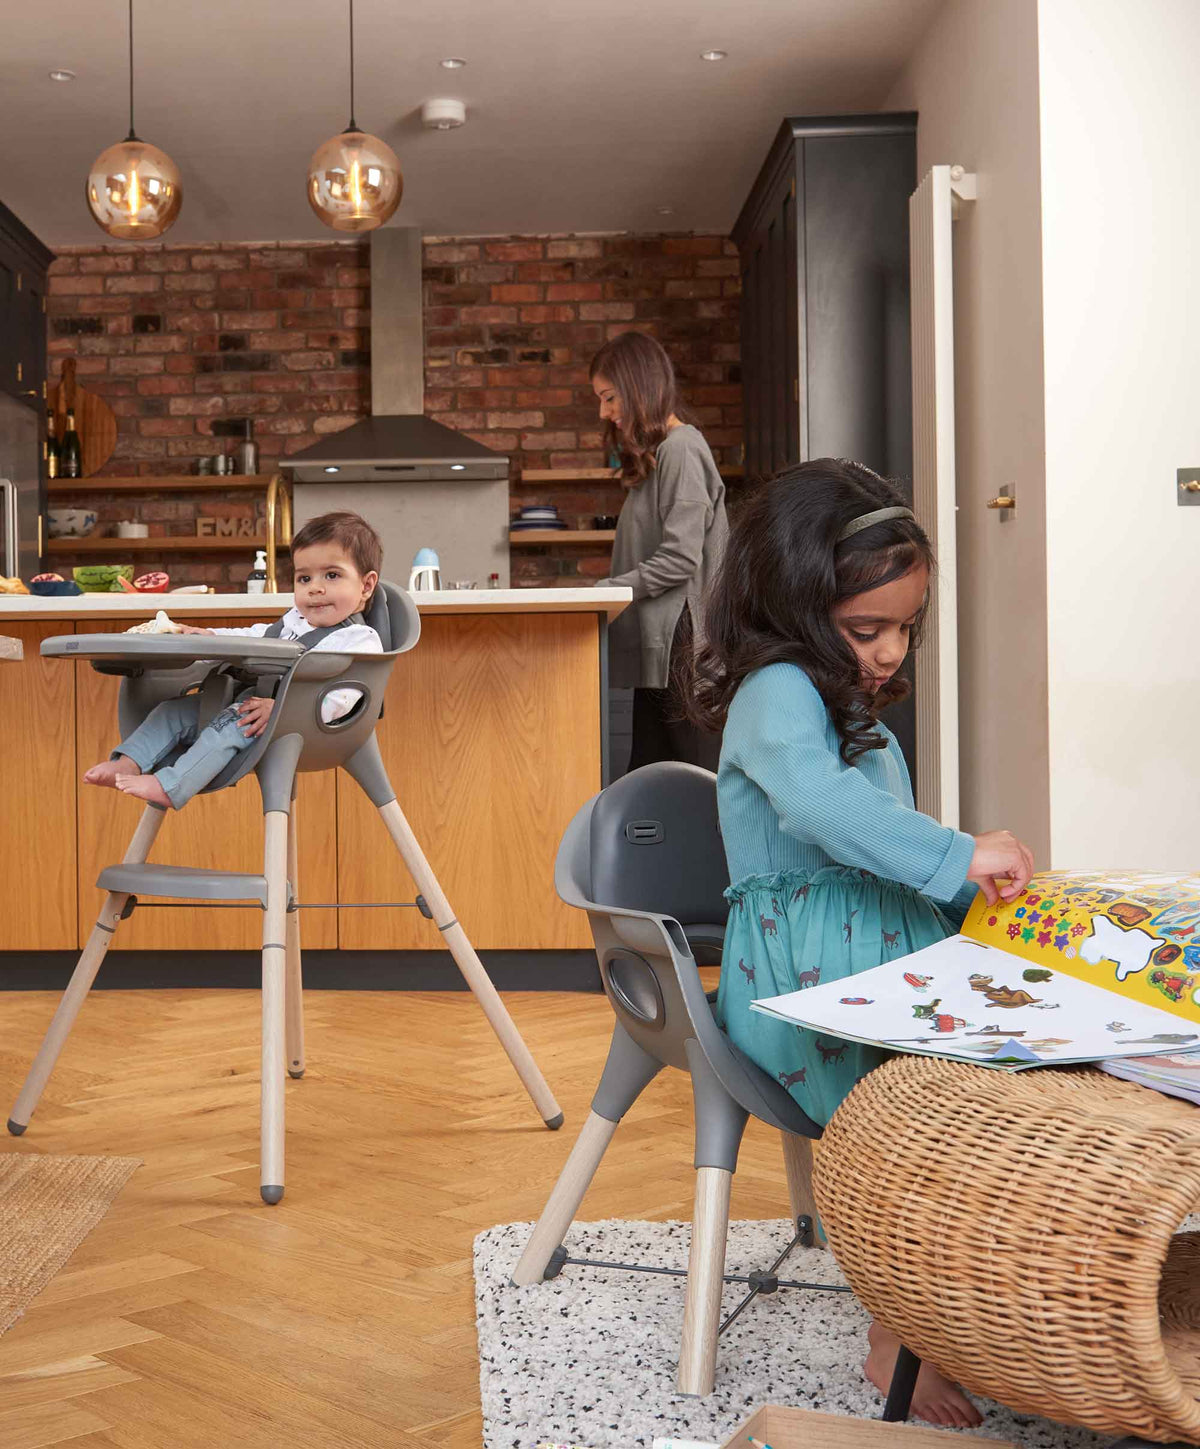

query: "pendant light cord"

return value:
[346, 0, 358, 132]
[126, 0, 138, 141]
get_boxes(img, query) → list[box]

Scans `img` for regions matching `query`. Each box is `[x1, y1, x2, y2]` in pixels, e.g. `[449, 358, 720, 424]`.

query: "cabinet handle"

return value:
[986, 496, 1015, 509]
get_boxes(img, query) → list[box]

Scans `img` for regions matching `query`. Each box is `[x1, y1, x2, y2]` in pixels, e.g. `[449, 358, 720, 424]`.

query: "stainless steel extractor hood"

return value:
[286, 228, 508, 484]
[286, 414, 508, 483]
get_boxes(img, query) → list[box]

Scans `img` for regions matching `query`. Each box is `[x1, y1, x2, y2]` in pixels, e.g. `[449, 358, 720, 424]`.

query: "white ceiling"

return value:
[0, 0, 942, 248]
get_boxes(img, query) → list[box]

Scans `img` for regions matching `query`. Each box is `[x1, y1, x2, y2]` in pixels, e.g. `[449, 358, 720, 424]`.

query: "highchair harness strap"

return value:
[253, 611, 366, 700]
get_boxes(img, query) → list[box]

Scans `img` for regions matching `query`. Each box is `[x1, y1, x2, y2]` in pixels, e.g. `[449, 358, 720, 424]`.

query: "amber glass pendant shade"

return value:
[306, 128, 402, 233]
[86, 136, 183, 240]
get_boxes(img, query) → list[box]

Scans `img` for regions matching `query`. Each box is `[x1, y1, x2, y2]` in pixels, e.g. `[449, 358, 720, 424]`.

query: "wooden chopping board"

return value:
[52, 358, 118, 478]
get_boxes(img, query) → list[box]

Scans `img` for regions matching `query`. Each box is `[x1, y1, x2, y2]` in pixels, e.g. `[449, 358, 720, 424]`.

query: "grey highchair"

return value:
[512, 761, 840, 1398]
[8, 581, 562, 1203]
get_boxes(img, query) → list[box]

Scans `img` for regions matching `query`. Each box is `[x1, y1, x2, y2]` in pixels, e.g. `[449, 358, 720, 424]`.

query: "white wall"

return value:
[1039, 0, 1200, 868]
[887, 0, 1052, 864]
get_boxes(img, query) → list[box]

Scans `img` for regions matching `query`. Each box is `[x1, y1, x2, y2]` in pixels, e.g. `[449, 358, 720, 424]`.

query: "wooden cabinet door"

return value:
[74, 618, 337, 950]
[0, 622, 77, 948]
[337, 611, 598, 951]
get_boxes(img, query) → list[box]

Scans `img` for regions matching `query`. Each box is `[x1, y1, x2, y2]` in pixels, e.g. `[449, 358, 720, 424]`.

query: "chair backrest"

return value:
[115, 579, 421, 804]
[556, 762, 820, 1139]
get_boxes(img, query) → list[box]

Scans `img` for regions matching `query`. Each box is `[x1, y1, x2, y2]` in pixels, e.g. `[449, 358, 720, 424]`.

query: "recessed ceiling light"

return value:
[700, 49, 728, 62]
[323, 466, 340, 474]
[440, 57, 467, 69]
[48, 69, 77, 82]
[656, 207, 675, 216]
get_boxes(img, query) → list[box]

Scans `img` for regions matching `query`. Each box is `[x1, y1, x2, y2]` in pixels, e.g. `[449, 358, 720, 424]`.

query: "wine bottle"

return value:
[60, 408, 82, 480]
[45, 409, 59, 480]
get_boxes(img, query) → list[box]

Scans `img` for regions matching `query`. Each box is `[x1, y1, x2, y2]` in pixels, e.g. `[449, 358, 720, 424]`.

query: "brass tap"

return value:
[264, 472, 293, 593]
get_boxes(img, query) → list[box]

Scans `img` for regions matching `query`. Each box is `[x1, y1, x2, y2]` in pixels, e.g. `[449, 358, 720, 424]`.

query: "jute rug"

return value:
[0, 1152, 140, 1335]
[476, 1218, 1198, 1449]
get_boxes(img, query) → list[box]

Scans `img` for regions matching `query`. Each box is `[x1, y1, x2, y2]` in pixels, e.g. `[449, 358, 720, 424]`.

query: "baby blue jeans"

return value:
[114, 693, 257, 810]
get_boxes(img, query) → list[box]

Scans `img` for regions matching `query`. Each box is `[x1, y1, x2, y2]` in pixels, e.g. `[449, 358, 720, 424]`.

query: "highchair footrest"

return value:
[97, 863, 288, 906]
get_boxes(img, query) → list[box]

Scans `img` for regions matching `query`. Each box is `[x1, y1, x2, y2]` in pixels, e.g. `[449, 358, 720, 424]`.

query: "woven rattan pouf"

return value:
[813, 1056, 1200, 1444]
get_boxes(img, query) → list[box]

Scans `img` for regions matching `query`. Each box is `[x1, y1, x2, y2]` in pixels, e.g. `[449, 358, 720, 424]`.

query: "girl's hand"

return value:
[967, 830, 1035, 905]
[236, 696, 275, 738]
[178, 624, 216, 635]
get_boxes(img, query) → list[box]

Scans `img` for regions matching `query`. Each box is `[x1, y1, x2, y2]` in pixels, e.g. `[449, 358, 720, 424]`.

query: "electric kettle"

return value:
[408, 547, 441, 592]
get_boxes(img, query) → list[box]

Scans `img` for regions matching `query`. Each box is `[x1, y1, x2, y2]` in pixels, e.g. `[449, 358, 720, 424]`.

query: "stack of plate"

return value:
[511, 505, 567, 532]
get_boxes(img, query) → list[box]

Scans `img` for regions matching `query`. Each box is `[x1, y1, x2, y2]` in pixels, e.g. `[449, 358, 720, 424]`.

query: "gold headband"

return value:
[836, 506, 916, 543]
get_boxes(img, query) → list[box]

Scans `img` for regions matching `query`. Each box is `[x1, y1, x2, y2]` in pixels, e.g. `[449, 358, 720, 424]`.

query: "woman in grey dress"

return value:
[590, 331, 728, 770]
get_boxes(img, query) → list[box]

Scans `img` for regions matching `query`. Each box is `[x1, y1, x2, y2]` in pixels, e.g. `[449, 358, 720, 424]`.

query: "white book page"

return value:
[750, 934, 1199, 1069]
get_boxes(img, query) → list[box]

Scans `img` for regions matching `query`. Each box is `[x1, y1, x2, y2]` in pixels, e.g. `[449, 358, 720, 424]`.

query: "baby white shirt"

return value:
[214, 607, 382, 723]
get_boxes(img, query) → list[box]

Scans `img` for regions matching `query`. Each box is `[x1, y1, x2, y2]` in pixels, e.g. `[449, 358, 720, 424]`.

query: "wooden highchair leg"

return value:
[260, 809, 289, 1204]
[284, 795, 304, 1080]
[677, 1166, 733, 1397]
[376, 798, 563, 1130]
[8, 805, 166, 1135]
[780, 1133, 823, 1247]
[511, 1111, 620, 1285]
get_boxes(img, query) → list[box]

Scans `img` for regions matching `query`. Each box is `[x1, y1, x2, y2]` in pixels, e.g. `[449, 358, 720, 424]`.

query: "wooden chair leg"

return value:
[9, 804, 165, 1135]
[260, 810, 289, 1204]
[376, 798, 563, 1129]
[678, 1165, 732, 1397]
[511, 1110, 620, 1285]
[284, 797, 304, 1080]
[780, 1132, 824, 1247]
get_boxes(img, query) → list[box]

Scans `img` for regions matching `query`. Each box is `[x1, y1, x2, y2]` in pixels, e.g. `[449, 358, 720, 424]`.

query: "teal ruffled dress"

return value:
[715, 664, 978, 1128]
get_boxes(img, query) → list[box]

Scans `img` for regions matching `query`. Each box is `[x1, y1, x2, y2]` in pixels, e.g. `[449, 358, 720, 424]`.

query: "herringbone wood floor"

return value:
[0, 983, 796, 1447]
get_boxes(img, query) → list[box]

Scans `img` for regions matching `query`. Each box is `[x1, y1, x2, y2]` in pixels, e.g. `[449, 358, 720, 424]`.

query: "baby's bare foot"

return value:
[115, 773, 170, 808]
[84, 756, 141, 788]
[864, 1321, 982, 1428]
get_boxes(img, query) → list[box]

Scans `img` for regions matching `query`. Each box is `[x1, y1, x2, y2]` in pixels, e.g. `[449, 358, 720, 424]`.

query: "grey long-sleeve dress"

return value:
[599, 423, 728, 691]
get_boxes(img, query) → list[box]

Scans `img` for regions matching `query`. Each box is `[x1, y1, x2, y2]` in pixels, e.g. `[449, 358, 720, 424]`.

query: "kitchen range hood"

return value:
[286, 228, 508, 484]
[286, 414, 507, 483]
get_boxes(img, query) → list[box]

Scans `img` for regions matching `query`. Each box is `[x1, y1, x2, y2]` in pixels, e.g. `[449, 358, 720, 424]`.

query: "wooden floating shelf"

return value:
[48, 535, 275, 553]
[515, 466, 743, 484]
[509, 530, 615, 545]
[49, 474, 277, 494]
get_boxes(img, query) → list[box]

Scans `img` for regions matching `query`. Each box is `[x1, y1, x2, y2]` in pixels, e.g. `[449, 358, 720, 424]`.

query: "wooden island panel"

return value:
[337, 611, 598, 951]
[73, 617, 337, 951]
[0, 622, 77, 949]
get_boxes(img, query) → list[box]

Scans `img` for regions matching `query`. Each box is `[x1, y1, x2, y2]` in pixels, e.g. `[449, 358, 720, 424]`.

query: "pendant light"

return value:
[85, 0, 182, 240]
[306, 0, 403, 232]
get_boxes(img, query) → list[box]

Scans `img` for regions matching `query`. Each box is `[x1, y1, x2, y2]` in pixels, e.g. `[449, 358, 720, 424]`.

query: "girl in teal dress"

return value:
[683, 458, 1035, 1427]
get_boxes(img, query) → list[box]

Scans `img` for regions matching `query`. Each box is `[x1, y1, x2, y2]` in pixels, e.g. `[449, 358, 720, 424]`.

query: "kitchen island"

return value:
[0, 588, 629, 963]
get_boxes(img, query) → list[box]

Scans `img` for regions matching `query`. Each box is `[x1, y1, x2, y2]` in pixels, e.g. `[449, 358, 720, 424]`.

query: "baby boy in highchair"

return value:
[84, 510, 383, 811]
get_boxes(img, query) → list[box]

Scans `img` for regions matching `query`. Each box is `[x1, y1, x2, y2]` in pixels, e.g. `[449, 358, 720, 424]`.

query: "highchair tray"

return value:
[41, 633, 306, 675]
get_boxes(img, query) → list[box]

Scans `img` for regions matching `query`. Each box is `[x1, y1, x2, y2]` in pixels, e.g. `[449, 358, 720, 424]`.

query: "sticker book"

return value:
[750, 870, 1200, 1070]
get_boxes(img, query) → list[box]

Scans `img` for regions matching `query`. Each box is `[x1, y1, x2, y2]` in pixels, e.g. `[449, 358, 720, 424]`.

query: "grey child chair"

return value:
[512, 761, 836, 1397]
[8, 582, 562, 1203]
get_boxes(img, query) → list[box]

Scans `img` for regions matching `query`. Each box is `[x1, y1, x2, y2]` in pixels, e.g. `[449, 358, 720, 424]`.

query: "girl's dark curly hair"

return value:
[681, 458, 934, 763]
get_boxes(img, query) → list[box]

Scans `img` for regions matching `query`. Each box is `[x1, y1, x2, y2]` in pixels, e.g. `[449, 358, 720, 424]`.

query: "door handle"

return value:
[0, 478, 17, 577]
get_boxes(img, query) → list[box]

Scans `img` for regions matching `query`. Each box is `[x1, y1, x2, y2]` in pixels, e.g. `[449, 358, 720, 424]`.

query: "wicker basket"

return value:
[813, 1056, 1200, 1444]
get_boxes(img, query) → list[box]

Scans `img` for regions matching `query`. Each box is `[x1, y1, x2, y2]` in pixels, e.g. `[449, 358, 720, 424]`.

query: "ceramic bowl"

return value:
[47, 508, 98, 538]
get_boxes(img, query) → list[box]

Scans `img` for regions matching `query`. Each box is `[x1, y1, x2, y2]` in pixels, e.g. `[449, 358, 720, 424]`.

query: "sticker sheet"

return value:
[961, 871, 1200, 1024]
[750, 933, 1200, 1070]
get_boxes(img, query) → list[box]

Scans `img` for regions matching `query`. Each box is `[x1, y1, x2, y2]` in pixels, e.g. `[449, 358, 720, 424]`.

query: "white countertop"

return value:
[0, 586, 632, 622]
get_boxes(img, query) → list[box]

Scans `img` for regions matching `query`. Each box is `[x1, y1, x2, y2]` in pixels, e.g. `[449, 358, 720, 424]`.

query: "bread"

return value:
[125, 610, 184, 635]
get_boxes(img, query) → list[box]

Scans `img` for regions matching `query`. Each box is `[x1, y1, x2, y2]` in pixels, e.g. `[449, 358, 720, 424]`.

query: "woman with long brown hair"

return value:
[590, 330, 728, 770]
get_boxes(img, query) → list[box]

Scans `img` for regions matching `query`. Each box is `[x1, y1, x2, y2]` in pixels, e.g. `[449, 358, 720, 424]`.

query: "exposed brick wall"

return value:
[46, 233, 741, 589]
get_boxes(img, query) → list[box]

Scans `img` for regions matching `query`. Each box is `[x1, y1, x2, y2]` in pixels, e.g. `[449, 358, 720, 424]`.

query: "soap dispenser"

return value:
[247, 548, 268, 594]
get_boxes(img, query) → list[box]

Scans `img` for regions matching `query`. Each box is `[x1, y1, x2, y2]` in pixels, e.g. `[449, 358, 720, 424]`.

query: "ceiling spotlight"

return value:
[440, 57, 467, 69]
[700, 49, 728, 61]
[49, 69, 77, 82]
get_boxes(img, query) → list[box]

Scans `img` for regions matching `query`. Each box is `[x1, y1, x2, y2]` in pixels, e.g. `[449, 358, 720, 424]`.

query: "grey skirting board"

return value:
[0, 951, 603, 992]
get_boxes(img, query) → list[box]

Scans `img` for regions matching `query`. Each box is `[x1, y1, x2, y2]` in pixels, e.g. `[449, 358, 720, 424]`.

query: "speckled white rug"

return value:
[475, 1218, 1182, 1449]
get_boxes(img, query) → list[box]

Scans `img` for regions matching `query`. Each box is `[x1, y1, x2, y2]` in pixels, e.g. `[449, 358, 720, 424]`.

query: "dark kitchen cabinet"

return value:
[733, 114, 917, 484]
[0, 199, 53, 413]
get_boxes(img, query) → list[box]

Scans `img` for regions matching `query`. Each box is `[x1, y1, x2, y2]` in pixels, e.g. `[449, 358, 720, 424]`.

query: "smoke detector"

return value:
[421, 98, 467, 131]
